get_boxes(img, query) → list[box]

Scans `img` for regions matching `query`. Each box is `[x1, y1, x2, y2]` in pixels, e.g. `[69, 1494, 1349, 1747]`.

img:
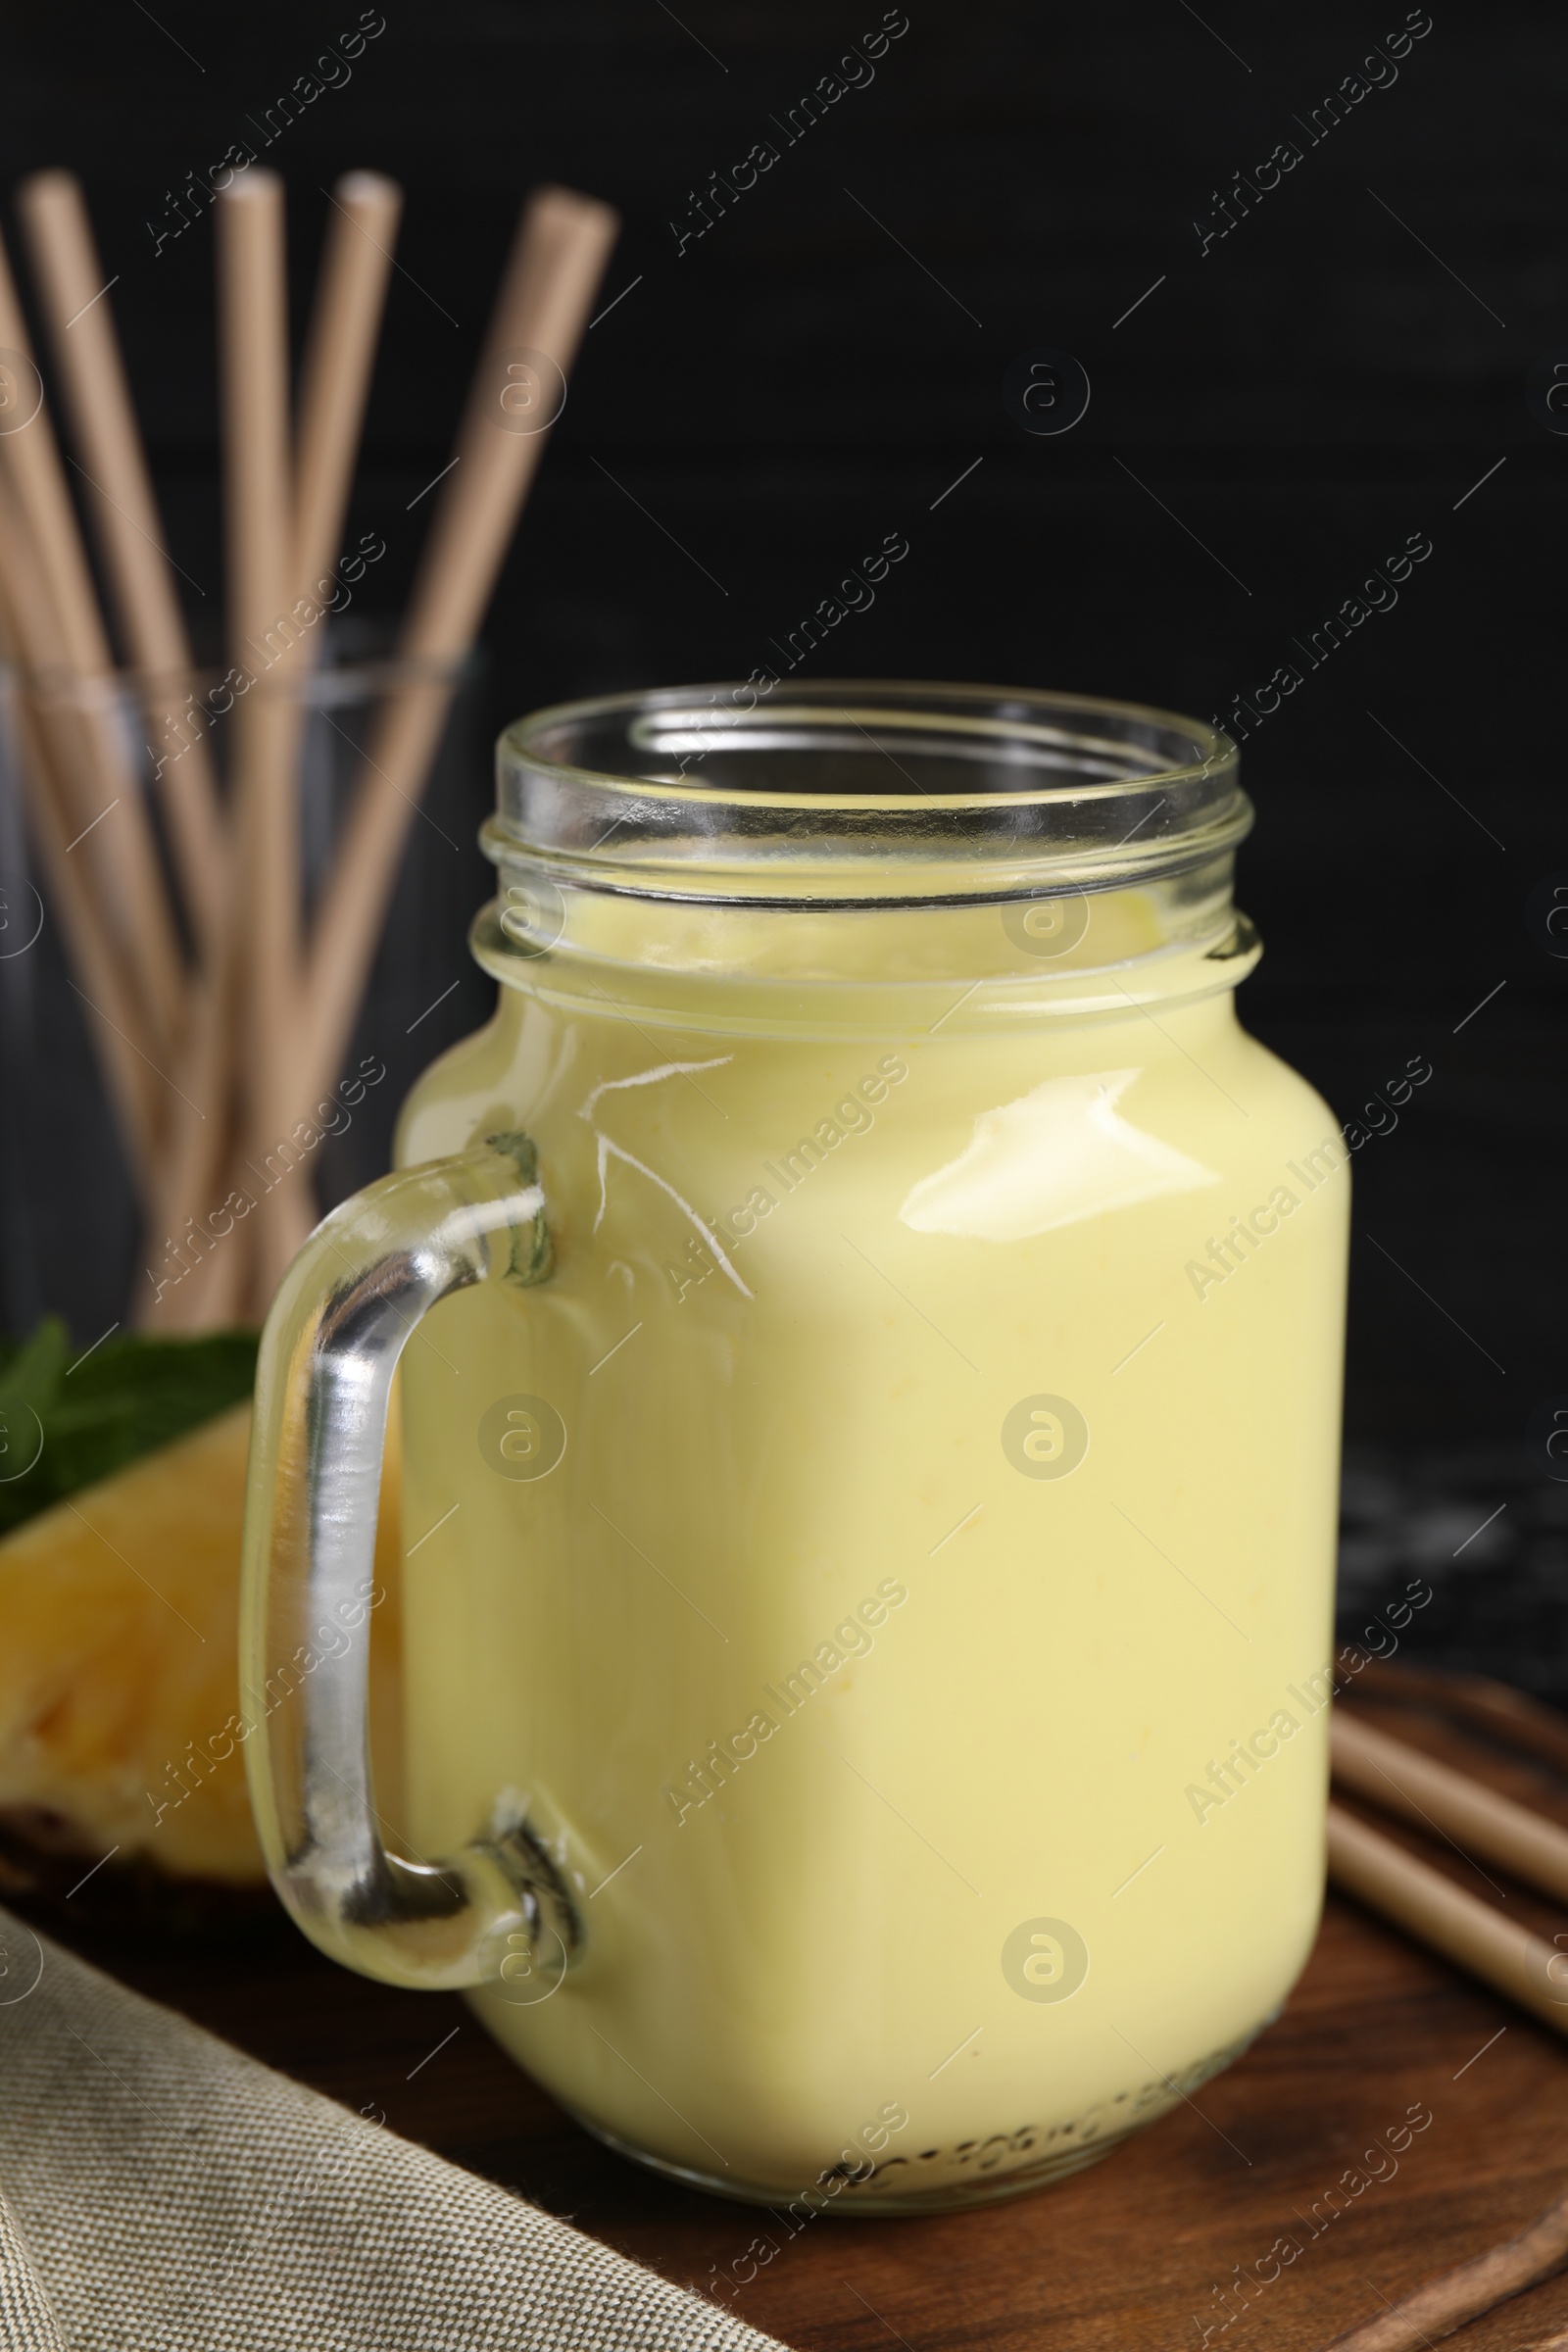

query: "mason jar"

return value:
[241, 680, 1349, 2213]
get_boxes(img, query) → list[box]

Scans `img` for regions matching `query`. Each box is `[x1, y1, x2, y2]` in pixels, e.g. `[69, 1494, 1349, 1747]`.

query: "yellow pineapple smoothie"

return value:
[389, 808, 1347, 2205]
[243, 684, 1348, 2213]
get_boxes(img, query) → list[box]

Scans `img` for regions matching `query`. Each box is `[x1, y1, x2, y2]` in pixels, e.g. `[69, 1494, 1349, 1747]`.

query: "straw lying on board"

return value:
[1332, 1709, 1568, 1905]
[1326, 1802, 1568, 2036]
[0, 169, 617, 1326]
[1324, 1700, 1568, 2350]
[1321, 2171, 1568, 2350]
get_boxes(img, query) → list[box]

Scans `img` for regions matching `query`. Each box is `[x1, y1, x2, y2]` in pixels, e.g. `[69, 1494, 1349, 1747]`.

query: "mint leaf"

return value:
[0, 1320, 259, 1541]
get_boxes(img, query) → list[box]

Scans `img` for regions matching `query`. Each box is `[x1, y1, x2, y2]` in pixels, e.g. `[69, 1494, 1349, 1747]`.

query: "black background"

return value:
[0, 3, 1563, 1680]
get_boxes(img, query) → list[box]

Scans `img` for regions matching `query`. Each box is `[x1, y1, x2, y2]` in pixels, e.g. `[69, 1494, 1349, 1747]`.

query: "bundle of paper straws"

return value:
[0, 167, 617, 1328]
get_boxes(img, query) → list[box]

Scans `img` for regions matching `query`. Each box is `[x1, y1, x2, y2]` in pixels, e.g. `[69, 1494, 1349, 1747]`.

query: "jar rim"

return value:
[493, 679, 1249, 906]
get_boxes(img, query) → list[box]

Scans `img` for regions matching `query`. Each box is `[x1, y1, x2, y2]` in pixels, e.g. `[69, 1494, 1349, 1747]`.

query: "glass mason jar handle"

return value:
[239, 1131, 581, 1991]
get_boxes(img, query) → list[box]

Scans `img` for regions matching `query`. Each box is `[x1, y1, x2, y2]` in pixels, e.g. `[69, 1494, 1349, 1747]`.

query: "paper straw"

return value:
[139, 171, 402, 1330]
[295, 184, 618, 1115]
[294, 171, 402, 605]
[0, 488, 158, 1180]
[1324, 2168, 1568, 2350]
[1326, 1801, 1568, 2035]
[17, 170, 226, 953]
[1333, 1710, 1568, 1906]
[216, 172, 314, 1300]
[0, 229, 187, 1063]
[16, 172, 241, 1320]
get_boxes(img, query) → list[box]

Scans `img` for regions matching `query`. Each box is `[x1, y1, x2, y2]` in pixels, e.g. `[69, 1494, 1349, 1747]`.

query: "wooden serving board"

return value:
[33, 1670, 1568, 2352]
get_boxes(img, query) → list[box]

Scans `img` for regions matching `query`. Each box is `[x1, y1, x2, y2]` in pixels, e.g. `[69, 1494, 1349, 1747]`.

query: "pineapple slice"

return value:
[0, 1401, 403, 1897]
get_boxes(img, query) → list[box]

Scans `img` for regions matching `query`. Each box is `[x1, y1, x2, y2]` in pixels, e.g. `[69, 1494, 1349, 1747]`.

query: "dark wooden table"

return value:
[26, 1678, 1568, 2351]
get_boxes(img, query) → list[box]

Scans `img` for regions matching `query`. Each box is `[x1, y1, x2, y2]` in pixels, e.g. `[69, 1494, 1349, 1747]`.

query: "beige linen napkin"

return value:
[0, 1907, 784, 2352]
